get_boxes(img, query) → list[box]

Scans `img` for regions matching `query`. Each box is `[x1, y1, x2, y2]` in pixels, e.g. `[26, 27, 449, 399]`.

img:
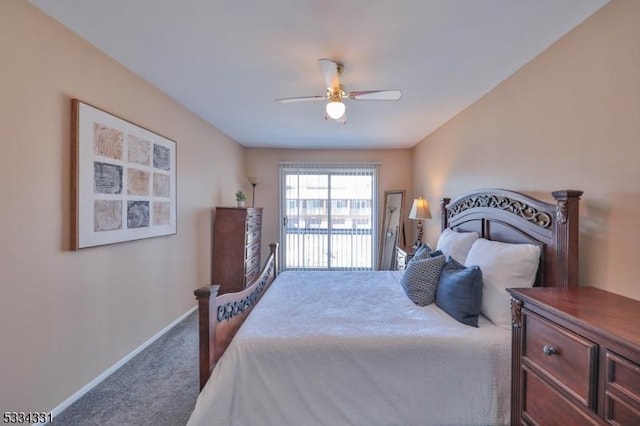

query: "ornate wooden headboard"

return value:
[440, 189, 582, 289]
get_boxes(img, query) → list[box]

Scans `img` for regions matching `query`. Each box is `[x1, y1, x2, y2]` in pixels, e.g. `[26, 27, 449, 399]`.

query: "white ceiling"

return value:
[30, 0, 608, 149]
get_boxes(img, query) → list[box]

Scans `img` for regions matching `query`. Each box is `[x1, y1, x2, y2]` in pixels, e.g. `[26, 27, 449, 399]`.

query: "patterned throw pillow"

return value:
[400, 254, 446, 306]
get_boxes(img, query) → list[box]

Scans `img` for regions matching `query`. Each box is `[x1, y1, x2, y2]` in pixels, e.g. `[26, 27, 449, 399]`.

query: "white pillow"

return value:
[436, 228, 479, 264]
[464, 238, 540, 329]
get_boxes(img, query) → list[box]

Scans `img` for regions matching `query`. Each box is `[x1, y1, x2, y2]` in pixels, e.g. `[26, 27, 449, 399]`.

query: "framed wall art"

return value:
[71, 99, 177, 249]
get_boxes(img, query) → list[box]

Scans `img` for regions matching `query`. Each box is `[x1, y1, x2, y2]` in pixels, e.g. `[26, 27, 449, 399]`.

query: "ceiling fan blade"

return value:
[318, 58, 341, 90]
[276, 95, 326, 103]
[348, 90, 402, 101]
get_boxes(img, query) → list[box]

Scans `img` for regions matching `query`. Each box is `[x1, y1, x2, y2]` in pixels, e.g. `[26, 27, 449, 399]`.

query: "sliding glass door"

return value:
[279, 163, 378, 271]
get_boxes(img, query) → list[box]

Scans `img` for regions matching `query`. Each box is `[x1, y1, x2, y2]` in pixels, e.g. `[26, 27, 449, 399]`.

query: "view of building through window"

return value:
[280, 164, 377, 270]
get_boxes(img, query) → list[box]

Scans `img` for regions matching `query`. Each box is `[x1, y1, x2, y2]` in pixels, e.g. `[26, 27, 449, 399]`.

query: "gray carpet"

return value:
[53, 311, 199, 426]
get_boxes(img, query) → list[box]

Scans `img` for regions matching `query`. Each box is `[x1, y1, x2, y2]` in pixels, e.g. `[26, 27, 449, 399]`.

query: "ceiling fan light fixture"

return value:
[277, 59, 401, 122]
[326, 100, 345, 120]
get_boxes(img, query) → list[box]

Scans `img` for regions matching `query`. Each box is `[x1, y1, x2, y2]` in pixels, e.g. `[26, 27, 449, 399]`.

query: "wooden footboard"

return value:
[194, 242, 279, 390]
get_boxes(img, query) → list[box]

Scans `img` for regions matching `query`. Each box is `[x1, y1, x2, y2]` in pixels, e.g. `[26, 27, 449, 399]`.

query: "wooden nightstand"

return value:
[395, 245, 416, 271]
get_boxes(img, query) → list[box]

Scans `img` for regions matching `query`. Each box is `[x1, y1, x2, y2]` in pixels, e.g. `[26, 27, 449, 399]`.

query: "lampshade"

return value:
[326, 101, 346, 120]
[408, 197, 432, 220]
[247, 176, 260, 185]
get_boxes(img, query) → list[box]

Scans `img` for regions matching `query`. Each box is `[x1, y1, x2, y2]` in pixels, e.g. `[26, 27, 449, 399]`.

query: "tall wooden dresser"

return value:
[508, 287, 640, 425]
[212, 207, 262, 294]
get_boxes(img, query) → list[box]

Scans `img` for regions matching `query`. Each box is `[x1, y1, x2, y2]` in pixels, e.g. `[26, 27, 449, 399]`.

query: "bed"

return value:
[189, 188, 582, 426]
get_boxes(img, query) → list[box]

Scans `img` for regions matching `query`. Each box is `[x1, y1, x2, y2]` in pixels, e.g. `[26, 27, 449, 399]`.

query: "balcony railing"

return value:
[284, 228, 373, 270]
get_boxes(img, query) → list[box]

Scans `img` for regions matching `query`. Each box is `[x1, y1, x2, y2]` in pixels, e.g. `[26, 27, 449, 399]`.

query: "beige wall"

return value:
[1, 1, 246, 411]
[245, 148, 413, 263]
[412, 0, 640, 301]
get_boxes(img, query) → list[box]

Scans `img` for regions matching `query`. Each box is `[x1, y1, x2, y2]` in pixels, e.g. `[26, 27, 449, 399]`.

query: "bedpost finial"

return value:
[194, 284, 220, 299]
[269, 242, 279, 254]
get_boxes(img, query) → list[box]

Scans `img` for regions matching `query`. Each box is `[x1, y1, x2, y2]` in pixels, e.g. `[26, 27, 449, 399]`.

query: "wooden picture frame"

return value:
[378, 189, 405, 270]
[71, 99, 177, 249]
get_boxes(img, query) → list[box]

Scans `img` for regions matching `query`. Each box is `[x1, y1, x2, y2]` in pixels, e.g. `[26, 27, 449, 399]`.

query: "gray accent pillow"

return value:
[400, 254, 446, 306]
[436, 258, 483, 327]
[428, 249, 443, 258]
[411, 243, 433, 261]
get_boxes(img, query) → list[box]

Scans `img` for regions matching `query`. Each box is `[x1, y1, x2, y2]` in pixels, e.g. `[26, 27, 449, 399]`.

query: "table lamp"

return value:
[408, 197, 432, 248]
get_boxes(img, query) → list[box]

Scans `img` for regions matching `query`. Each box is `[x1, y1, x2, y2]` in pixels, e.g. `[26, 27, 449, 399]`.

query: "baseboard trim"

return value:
[42, 306, 197, 424]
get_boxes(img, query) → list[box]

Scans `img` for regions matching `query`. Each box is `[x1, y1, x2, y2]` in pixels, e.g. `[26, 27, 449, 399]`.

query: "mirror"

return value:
[378, 189, 405, 270]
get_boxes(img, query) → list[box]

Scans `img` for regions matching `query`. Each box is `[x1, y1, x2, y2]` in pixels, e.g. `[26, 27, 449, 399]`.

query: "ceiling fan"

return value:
[276, 59, 402, 123]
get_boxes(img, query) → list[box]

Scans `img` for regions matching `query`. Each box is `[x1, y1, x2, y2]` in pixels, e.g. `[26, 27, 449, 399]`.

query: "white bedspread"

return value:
[187, 271, 511, 426]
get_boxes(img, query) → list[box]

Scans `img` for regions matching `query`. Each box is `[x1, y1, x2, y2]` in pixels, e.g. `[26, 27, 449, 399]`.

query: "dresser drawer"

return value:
[523, 311, 598, 407]
[246, 219, 261, 233]
[244, 268, 259, 285]
[522, 365, 602, 425]
[246, 210, 262, 226]
[246, 229, 260, 245]
[605, 392, 640, 425]
[245, 240, 260, 259]
[606, 351, 640, 403]
[244, 253, 260, 273]
[605, 350, 640, 423]
[246, 209, 261, 220]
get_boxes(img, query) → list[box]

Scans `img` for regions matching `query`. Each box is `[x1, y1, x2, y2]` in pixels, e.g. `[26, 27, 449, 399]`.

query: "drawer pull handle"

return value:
[543, 345, 557, 356]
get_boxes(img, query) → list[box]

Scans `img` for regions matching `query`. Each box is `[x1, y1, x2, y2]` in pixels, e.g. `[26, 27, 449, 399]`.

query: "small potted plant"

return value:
[235, 190, 247, 207]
